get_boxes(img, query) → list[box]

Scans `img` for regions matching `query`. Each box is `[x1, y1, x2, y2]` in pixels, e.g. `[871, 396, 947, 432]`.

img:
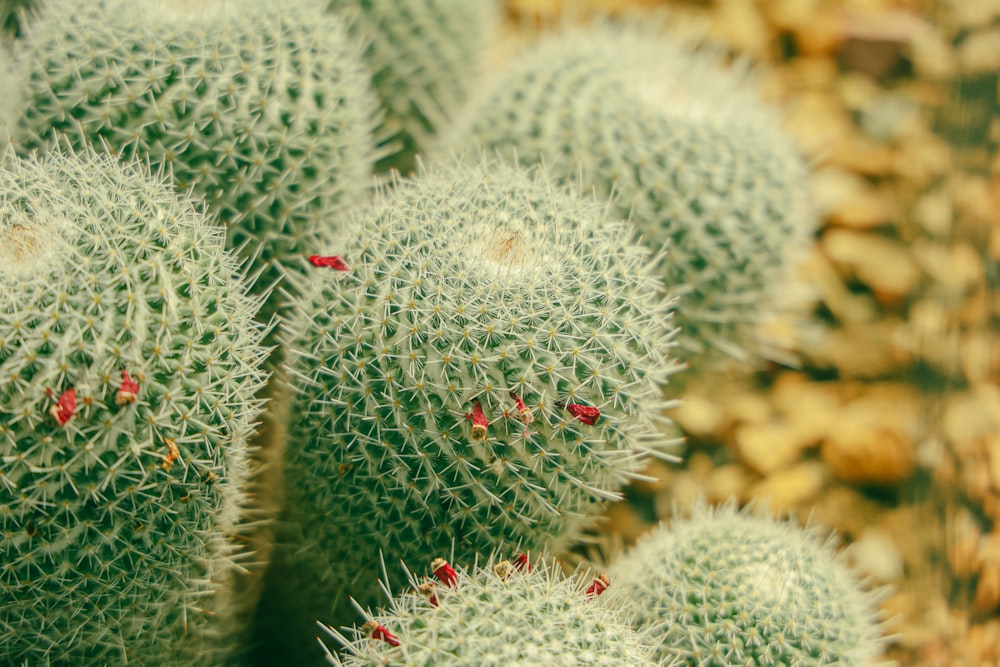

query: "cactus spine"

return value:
[0, 147, 269, 665]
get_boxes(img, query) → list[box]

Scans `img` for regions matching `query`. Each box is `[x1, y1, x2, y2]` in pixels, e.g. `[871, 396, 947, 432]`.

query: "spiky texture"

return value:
[9, 0, 377, 309]
[0, 147, 270, 665]
[327, 0, 501, 173]
[606, 502, 889, 666]
[441, 20, 815, 364]
[322, 553, 658, 666]
[0, 0, 35, 37]
[265, 157, 680, 662]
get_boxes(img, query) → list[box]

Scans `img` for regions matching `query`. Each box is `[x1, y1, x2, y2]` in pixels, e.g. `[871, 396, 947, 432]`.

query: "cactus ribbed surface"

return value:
[0, 148, 270, 665]
[442, 21, 815, 364]
[263, 157, 680, 662]
[606, 501, 889, 666]
[322, 554, 658, 667]
[328, 0, 501, 173]
[10, 0, 377, 307]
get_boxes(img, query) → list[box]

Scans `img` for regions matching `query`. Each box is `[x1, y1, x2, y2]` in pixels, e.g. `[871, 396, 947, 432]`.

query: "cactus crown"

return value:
[10, 0, 377, 304]
[606, 501, 889, 666]
[322, 553, 658, 667]
[441, 19, 815, 364]
[0, 147, 270, 664]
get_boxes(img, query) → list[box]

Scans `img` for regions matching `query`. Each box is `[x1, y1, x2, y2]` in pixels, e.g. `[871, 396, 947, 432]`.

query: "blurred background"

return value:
[499, 0, 999, 665]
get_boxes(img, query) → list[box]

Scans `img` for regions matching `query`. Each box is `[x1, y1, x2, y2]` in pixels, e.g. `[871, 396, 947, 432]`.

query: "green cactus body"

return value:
[0, 148, 269, 665]
[322, 554, 658, 667]
[441, 21, 815, 364]
[328, 0, 501, 173]
[10, 0, 377, 308]
[606, 502, 889, 666]
[266, 157, 680, 658]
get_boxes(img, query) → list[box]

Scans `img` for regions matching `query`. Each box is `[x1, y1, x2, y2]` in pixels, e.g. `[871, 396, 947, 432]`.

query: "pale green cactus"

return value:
[322, 553, 658, 667]
[260, 156, 681, 663]
[606, 501, 889, 666]
[441, 20, 816, 365]
[327, 0, 501, 173]
[9, 0, 377, 309]
[0, 147, 270, 665]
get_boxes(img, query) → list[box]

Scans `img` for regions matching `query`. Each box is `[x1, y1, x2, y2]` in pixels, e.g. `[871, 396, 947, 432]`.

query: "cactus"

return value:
[0, 0, 35, 38]
[262, 156, 680, 661]
[441, 20, 816, 365]
[605, 501, 889, 666]
[8, 0, 377, 310]
[321, 553, 658, 666]
[0, 146, 270, 665]
[327, 0, 501, 174]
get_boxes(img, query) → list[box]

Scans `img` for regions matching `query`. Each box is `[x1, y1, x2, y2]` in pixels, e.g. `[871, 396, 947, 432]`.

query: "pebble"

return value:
[844, 527, 904, 583]
[748, 461, 827, 513]
[822, 228, 921, 301]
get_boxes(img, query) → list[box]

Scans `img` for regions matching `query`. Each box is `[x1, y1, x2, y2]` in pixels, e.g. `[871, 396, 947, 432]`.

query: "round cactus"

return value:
[322, 553, 658, 666]
[441, 20, 816, 365]
[9, 0, 377, 308]
[605, 501, 889, 666]
[266, 156, 680, 655]
[327, 0, 501, 173]
[0, 147, 270, 665]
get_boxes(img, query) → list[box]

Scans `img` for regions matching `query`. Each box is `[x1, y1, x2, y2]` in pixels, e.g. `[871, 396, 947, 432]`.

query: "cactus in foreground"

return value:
[442, 20, 815, 365]
[261, 157, 680, 662]
[327, 0, 501, 173]
[322, 553, 658, 666]
[0, 147, 270, 665]
[606, 501, 889, 666]
[9, 0, 377, 308]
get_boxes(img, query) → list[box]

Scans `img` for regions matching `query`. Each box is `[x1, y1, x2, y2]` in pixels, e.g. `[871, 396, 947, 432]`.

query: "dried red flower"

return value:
[116, 369, 140, 406]
[50, 388, 77, 426]
[308, 254, 349, 271]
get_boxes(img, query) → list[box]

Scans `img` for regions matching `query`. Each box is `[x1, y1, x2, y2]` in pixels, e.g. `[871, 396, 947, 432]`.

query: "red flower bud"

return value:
[50, 388, 77, 426]
[362, 621, 400, 647]
[308, 254, 349, 271]
[431, 558, 458, 588]
[513, 553, 532, 573]
[585, 573, 610, 598]
[417, 581, 439, 607]
[509, 392, 534, 424]
[465, 400, 489, 441]
[116, 369, 140, 406]
[560, 401, 600, 425]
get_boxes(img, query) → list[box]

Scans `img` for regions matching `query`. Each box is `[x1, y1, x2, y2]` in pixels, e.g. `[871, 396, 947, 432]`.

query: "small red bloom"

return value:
[362, 621, 400, 647]
[417, 581, 439, 607]
[307, 254, 349, 271]
[560, 401, 600, 425]
[513, 553, 532, 573]
[585, 573, 610, 598]
[465, 400, 489, 441]
[509, 392, 534, 425]
[431, 558, 458, 588]
[116, 369, 140, 406]
[50, 388, 77, 426]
